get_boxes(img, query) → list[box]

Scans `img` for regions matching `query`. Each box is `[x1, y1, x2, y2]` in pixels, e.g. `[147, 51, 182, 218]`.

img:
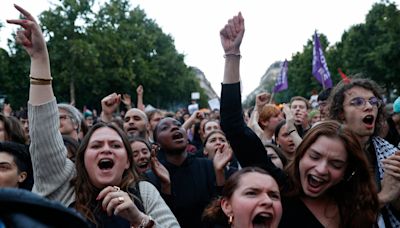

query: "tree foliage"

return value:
[278, 1, 400, 103]
[2, 0, 205, 111]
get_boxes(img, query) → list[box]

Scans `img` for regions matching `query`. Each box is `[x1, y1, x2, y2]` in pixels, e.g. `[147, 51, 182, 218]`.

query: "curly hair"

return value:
[328, 78, 385, 136]
[72, 122, 140, 225]
[285, 120, 379, 227]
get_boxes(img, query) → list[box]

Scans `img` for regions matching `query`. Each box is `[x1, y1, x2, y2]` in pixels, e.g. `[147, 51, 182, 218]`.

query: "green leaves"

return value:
[3, 0, 205, 111]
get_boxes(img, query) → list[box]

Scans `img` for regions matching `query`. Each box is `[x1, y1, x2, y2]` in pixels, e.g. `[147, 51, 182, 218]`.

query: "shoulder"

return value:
[138, 181, 159, 195]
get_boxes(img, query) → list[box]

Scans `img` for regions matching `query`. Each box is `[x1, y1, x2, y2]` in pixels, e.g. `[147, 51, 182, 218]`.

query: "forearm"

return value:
[182, 117, 195, 131]
[100, 111, 113, 123]
[29, 51, 54, 105]
[137, 95, 145, 111]
[214, 168, 226, 187]
[223, 56, 241, 84]
[248, 106, 264, 138]
[29, 99, 75, 199]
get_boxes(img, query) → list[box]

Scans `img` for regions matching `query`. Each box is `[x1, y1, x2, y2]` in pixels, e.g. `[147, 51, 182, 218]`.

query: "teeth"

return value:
[310, 175, 324, 182]
[308, 175, 325, 187]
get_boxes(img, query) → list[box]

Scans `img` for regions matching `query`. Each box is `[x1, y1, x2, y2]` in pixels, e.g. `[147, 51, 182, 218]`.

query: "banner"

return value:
[312, 31, 332, 89]
[273, 59, 288, 93]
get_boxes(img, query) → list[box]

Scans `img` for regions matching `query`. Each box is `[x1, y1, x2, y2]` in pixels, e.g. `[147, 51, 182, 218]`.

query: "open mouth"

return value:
[98, 158, 114, 170]
[362, 115, 374, 125]
[172, 132, 184, 140]
[308, 174, 326, 188]
[137, 161, 149, 169]
[252, 212, 273, 228]
[127, 126, 138, 132]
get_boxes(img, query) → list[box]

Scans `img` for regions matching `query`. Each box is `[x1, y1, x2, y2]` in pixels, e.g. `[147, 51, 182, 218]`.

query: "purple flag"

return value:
[273, 59, 288, 93]
[312, 31, 332, 88]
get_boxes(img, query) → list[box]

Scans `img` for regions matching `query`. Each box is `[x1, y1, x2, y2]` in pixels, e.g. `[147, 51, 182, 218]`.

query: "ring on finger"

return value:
[118, 196, 124, 204]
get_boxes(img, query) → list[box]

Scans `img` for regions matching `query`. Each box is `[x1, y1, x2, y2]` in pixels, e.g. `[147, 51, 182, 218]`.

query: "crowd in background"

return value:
[1, 5, 400, 228]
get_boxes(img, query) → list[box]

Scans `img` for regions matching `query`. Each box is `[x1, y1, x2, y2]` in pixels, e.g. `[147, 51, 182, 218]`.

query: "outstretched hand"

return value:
[7, 4, 47, 58]
[220, 12, 244, 55]
[121, 94, 132, 108]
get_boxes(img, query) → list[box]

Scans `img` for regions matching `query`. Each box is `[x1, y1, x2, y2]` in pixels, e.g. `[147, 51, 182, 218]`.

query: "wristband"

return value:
[223, 53, 241, 58]
[30, 76, 53, 81]
[30, 79, 52, 85]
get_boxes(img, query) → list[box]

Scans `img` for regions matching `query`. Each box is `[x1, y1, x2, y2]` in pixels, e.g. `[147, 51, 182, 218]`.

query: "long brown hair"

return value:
[285, 120, 379, 227]
[73, 122, 140, 224]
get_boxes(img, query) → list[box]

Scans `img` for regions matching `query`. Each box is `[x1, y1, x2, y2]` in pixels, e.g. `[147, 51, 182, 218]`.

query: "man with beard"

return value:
[289, 96, 311, 138]
[145, 117, 232, 228]
[100, 93, 149, 141]
[123, 108, 148, 139]
[329, 78, 400, 227]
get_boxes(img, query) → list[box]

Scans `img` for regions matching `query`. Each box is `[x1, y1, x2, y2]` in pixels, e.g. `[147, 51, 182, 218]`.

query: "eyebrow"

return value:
[0, 162, 12, 166]
[309, 148, 346, 162]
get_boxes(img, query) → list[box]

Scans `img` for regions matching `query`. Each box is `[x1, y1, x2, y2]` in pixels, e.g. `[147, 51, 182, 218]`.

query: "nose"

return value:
[101, 143, 112, 154]
[314, 160, 328, 175]
[364, 100, 373, 110]
[260, 193, 273, 207]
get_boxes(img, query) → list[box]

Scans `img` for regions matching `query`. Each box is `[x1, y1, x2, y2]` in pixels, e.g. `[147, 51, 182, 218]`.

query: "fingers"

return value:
[106, 195, 126, 216]
[97, 186, 129, 216]
[385, 169, 400, 179]
[383, 159, 400, 176]
[14, 4, 37, 22]
[150, 144, 159, 157]
[96, 185, 120, 200]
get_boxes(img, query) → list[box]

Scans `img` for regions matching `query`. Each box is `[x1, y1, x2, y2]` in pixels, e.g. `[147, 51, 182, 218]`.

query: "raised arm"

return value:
[220, 12, 244, 84]
[219, 13, 287, 187]
[248, 92, 271, 140]
[100, 93, 121, 123]
[7, 4, 53, 104]
[136, 85, 145, 111]
[8, 4, 75, 205]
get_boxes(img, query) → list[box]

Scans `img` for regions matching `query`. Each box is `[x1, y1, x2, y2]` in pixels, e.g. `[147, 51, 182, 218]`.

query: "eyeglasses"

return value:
[348, 97, 382, 109]
[59, 114, 72, 120]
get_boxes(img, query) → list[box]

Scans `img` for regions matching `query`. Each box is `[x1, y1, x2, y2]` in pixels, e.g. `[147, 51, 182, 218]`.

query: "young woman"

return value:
[147, 117, 232, 228]
[219, 12, 379, 227]
[280, 120, 379, 227]
[274, 121, 296, 160]
[264, 143, 287, 170]
[129, 137, 152, 174]
[202, 167, 282, 228]
[7, 5, 179, 227]
[203, 130, 230, 160]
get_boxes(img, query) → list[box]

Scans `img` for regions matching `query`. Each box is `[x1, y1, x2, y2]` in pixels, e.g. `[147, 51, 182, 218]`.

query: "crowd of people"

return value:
[1, 4, 400, 228]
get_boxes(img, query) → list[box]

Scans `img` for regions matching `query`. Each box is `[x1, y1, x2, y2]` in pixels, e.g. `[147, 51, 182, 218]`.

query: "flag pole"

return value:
[269, 92, 274, 104]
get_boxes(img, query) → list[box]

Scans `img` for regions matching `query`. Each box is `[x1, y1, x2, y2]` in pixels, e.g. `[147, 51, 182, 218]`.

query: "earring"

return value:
[228, 215, 233, 225]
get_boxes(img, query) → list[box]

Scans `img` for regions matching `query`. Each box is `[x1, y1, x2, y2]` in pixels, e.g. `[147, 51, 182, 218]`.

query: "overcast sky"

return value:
[1, 0, 398, 101]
